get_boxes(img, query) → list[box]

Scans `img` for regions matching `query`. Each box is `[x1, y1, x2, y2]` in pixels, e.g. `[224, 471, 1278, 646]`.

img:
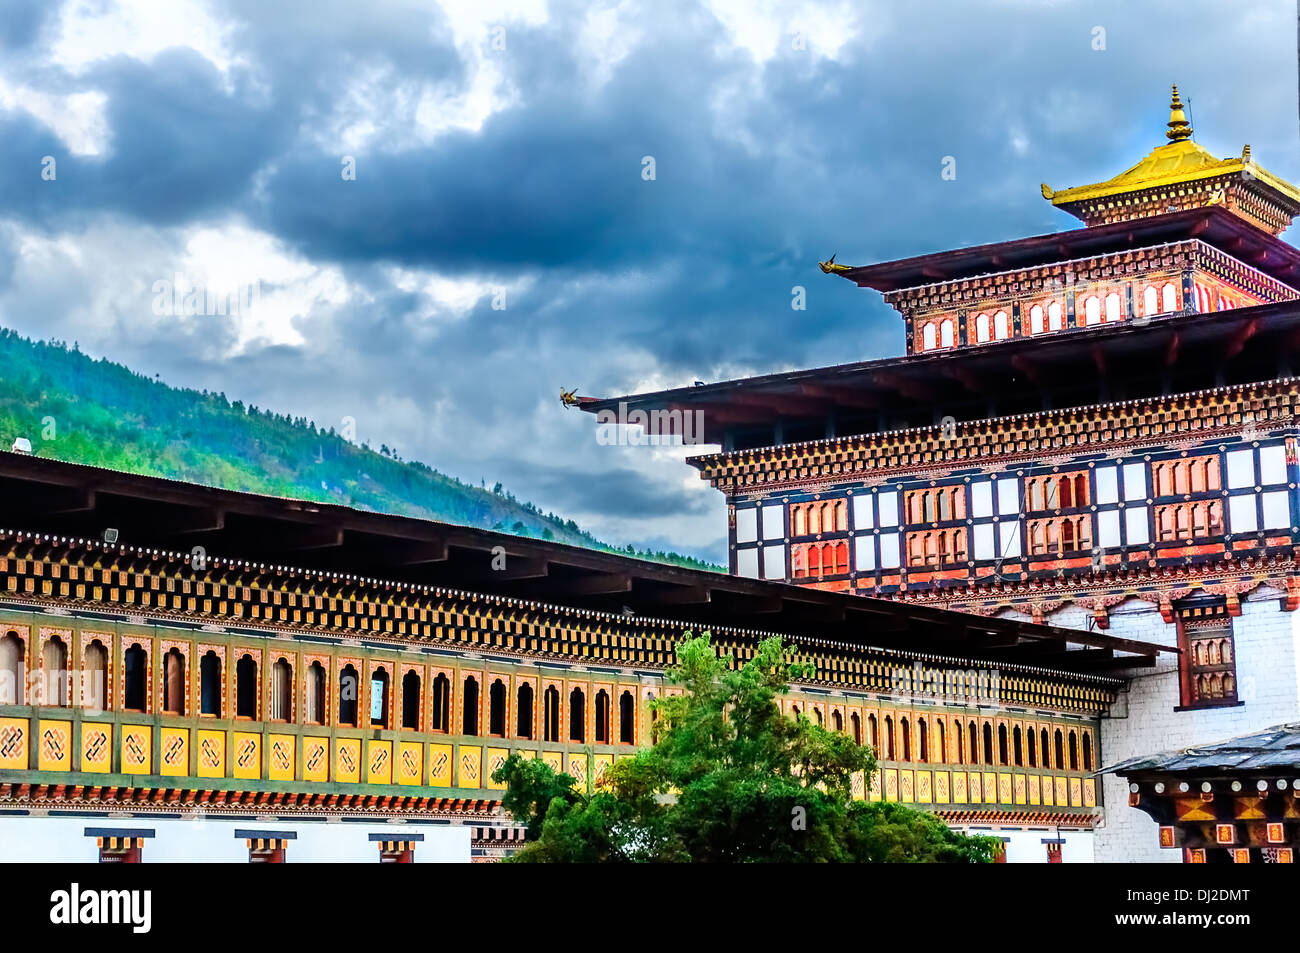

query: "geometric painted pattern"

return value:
[122, 727, 151, 772]
[428, 745, 451, 786]
[81, 724, 111, 772]
[0, 723, 24, 762]
[271, 739, 292, 772]
[200, 736, 223, 769]
[41, 725, 68, 763]
[235, 738, 258, 769]
[163, 733, 186, 765]
[568, 754, 587, 789]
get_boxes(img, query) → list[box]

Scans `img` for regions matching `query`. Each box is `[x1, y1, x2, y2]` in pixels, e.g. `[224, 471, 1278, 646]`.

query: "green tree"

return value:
[492, 632, 998, 863]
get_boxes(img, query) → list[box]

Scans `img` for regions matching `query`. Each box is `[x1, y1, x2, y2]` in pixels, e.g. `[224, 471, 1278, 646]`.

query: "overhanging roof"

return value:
[578, 298, 1300, 440]
[0, 451, 1162, 675]
[833, 206, 1300, 293]
[1106, 723, 1300, 776]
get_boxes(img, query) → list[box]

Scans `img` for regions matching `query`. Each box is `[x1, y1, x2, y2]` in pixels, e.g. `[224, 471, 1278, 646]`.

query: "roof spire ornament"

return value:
[1166, 84, 1192, 142]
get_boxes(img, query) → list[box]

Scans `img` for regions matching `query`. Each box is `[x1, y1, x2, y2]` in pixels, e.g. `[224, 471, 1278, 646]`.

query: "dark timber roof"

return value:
[579, 298, 1300, 442]
[1106, 723, 1300, 776]
[0, 451, 1163, 675]
[834, 205, 1300, 292]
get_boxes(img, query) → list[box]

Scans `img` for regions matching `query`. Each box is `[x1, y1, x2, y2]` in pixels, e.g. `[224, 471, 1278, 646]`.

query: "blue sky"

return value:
[0, 0, 1296, 564]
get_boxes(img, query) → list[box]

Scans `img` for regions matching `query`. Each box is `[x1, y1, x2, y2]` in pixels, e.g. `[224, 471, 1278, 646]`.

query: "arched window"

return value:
[1161, 282, 1177, 313]
[982, 723, 994, 764]
[569, 687, 586, 742]
[1048, 301, 1063, 330]
[1105, 292, 1121, 323]
[997, 724, 1008, 765]
[1084, 295, 1101, 326]
[1054, 728, 1065, 769]
[371, 667, 390, 728]
[868, 713, 878, 750]
[832, 709, 843, 733]
[124, 643, 147, 712]
[1027, 726, 1037, 767]
[1144, 286, 1158, 316]
[543, 686, 561, 742]
[236, 654, 257, 719]
[161, 647, 184, 715]
[462, 676, 480, 735]
[939, 319, 954, 348]
[1041, 728, 1051, 768]
[83, 639, 108, 711]
[1013, 726, 1023, 766]
[595, 689, 610, 743]
[339, 663, 359, 726]
[200, 651, 221, 716]
[269, 657, 291, 721]
[42, 636, 70, 707]
[918, 720, 928, 762]
[936, 721, 946, 762]
[431, 673, 450, 732]
[402, 670, 421, 730]
[489, 679, 507, 736]
[1068, 730, 1079, 771]
[922, 323, 937, 350]
[1082, 733, 1093, 772]
[884, 715, 895, 759]
[305, 661, 325, 724]
[968, 721, 979, 764]
[619, 690, 635, 744]
[1030, 304, 1044, 334]
[850, 712, 862, 745]
[517, 683, 534, 739]
[975, 313, 991, 342]
[813, 707, 824, 726]
[0, 631, 23, 705]
[993, 310, 1009, 340]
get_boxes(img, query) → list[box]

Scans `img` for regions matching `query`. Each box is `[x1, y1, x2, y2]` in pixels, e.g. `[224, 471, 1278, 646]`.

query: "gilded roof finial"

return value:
[1166, 84, 1192, 141]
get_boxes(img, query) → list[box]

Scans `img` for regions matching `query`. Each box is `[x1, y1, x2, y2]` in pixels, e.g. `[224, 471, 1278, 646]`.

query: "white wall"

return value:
[950, 827, 1093, 863]
[0, 814, 472, 863]
[1095, 588, 1300, 862]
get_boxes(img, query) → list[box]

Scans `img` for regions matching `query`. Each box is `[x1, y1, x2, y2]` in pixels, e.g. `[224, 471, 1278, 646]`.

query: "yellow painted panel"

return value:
[934, 770, 950, 804]
[1069, 777, 1083, 807]
[197, 729, 226, 778]
[868, 769, 882, 802]
[593, 753, 614, 789]
[303, 736, 329, 782]
[899, 769, 914, 802]
[851, 770, 865, 801]
[1042, 775, 1055, 805]
[984, 772, 998, 803]
[1028, 774, 1041, 805]
[0, 717, 27, 769]
[232, 732, 260, 780]
[968, 771, 982, 804]
[335, 738, 361, 783]
[916, 770, 932, 804]
[428, 743, 453, 786]
[459, 745, 482, 788]
[541, 750, 563, 773]
[485, 747, 509, 791]
[520, 749, 538, 760]
[1014, 774, 1027, 805]
[883, 768, 898, 801]
[159, 727, 188, 777]
[367, 740, 393, 785]
[1083, 777, 1097, 807]
[268, 734, 295, 781]
[568, 753, 589, 792]
[121, 725, 152, 774]
[37, 719, 72, 772]
[398, 742, 423, 786]
[80, 723, 112, 774]
[998, 773, 1012, 804]
[1055, 776, 1069, 806]
[952, 771, 967, 804]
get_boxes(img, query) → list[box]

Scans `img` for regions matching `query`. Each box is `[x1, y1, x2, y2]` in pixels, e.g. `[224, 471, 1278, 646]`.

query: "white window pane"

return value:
[762, 544, 786, 579]
[1122, 463, 1146, 501]
[879, 533, 900, 569]
[996, 478, 1019, 515]
[1259, 445, 1287, 485]
[761, 504, 784, 540]
[971, 482, 993, 518]
[1262, 490, 1290, 530]
[1095, 466, 1118, 505]
[1226, 450, 1255, 489]
[878, 491, 899, 527]
[1098, 510, 1120, 547]
[1125, 506, 1149, 546]
[1228, 494, 1258, 533]
[736, 549, 759, 578]
[854, 536, 875, 571]
[735, 508, 757, 544]
[853, 494, 873, 530]
[973, 523, 995, 560]
[997, 522, 1021, 559]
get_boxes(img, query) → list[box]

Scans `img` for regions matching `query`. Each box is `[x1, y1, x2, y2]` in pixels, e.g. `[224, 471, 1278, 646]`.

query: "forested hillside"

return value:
[0, 328, 718, 571]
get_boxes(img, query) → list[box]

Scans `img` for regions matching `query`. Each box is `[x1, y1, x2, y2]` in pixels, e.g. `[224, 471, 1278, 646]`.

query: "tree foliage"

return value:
[493, 632, 998, 863]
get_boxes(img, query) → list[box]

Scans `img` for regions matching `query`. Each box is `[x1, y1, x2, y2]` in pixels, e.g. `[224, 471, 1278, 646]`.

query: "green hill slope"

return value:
[0, 328, 719, 571]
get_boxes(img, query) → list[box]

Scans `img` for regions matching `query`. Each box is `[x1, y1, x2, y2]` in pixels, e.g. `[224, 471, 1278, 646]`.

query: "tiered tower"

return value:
[581, 88, 1300, 861]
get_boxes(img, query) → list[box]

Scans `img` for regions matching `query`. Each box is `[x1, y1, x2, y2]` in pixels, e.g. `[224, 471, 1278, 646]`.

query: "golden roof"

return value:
[1041, 85, 1300, 210]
